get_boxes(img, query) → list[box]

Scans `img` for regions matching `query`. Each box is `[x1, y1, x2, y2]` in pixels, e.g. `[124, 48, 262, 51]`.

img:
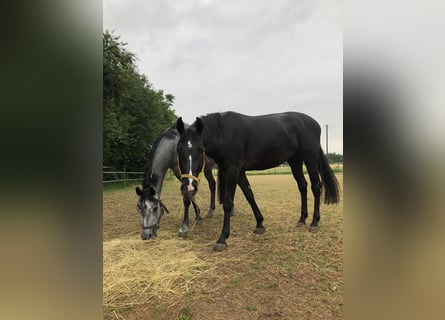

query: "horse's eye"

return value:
[137, 201, 146, 212]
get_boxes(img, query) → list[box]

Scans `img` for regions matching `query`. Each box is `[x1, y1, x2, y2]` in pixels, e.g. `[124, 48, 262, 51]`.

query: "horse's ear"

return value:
[135, 186, 142, 196]
[196, 117, 203, 136]
[176, 117, 184, 134]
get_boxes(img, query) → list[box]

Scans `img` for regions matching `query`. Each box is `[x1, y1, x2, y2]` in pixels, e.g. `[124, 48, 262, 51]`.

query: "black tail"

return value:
[318, 148, 340, 204]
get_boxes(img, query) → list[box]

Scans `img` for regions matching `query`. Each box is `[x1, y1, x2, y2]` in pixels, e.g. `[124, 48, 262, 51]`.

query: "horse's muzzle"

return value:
[181, 183, 197, 199]
[141, 228, 157, 240]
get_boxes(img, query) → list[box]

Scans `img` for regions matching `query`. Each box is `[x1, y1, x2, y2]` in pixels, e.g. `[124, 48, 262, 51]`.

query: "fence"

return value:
[103, 163, 343, 189]
[103, 169, 175, 189]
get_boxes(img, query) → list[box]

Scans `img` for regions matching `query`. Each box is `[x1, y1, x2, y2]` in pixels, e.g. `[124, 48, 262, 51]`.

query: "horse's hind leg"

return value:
[289, 158, 308, 227]
[204, 165, 216, 218]
[191, 198, 202, 224]
[238, 171, 265, 234]
[305, 157, 322, 232]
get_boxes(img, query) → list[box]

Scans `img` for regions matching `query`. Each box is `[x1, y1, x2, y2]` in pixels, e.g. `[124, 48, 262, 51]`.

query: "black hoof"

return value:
[196, 218, 203, 225]
[178, 231, 187, 237]
[206, 210, 214, 218]
[213, 243, 227, 252]
[296, 222, 306, 228]
[309, 225, 319, 232]
[230, 209, 235, 216]
[253, 227, 265, 234]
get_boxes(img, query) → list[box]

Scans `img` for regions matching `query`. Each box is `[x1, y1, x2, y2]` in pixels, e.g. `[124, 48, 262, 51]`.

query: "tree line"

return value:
[326, 152, 343, 163]
[103, 31, 176, 171]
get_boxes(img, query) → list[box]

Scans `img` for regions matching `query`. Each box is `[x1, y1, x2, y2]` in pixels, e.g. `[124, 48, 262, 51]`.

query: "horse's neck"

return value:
[201, 114, 224, 157]
[144, 133, 179, 192]
[202, 130, 221, 161]
[145, 164, 169, 195]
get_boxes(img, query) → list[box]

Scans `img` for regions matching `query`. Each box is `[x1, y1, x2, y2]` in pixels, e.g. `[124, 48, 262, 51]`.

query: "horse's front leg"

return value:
[214, 167, 238, 252]
[191, 198, 203, 225]
[179, 198, 191, 237]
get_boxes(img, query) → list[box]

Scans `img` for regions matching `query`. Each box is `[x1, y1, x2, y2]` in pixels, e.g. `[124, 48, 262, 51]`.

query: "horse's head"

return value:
[135, 185, 164, 240]
[176, 117, 205, 200]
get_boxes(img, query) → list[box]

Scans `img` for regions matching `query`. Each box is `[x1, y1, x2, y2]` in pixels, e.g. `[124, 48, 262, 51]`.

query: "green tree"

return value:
[327, 152, 343, 163]
[103, 31, 176, 171]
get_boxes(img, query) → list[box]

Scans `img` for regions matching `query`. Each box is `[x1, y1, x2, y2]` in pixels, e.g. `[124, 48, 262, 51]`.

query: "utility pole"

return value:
[325, 124, 329, 155]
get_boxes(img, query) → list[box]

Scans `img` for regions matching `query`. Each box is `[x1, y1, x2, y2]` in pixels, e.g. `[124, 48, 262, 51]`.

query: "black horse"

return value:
[135, 124, 218, 240]
[176, 111, 339, 251]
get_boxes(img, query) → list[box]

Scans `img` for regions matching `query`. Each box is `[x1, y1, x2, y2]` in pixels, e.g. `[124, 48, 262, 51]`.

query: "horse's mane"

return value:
[142, 125, 178, 188]
[198, 112, 225, 139]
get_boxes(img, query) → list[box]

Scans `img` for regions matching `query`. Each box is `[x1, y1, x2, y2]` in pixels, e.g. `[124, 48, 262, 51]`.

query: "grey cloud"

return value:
[104, 0, 343, 152]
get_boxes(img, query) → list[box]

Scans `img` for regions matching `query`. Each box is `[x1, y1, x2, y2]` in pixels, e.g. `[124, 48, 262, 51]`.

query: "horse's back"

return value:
[222, 111, 320, 148]
[222, 111, 319, 130]
[213, 111, 321, 169]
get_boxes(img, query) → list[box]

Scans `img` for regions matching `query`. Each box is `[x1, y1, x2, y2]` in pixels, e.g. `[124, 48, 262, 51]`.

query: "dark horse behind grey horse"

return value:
[176, 111, 339, 251]
[135, 124, 218, 240]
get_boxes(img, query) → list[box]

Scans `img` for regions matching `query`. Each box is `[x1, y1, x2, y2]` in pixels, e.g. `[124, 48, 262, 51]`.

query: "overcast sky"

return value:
[103, 0, 343, 153]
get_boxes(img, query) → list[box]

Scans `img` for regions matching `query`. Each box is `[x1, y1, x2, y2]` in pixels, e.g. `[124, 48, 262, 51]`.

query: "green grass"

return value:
[246, 304, 257, 312]
[232, 277, 241, 286]
[266, 282, 280, 289]
[247, 163, 343, 175]
[178, 305, 191, 320]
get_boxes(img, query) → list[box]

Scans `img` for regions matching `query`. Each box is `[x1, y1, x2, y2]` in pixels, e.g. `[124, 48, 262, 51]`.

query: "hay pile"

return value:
[103, 238, 210, 309]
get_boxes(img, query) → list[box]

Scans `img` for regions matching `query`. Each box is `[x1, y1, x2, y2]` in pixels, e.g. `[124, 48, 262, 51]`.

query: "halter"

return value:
[141, 201, 167, 231]
[180, 173, 201, 184]
[177, 151, 206, 185]
[159, 200, 170, 213]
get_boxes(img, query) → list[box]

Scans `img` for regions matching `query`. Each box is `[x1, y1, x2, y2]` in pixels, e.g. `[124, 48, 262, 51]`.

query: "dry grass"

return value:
[103, 173, 343, 319]
[103, 238, 211, 309]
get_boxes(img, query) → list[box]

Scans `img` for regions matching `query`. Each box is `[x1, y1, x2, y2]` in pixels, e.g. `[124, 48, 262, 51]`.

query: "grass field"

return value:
[103, 173, 343, 319]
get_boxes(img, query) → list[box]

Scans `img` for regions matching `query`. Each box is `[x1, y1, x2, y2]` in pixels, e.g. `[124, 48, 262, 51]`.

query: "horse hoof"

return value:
[296, 222, 306, 228]
[196, 219, 203, 225]
[213, 243, 227, 252]
[254, 227, 265, 234]
[178, 231, 187, 237]
[309, 225, 319, 232]
[230, 209, 235, 217]
[206, 210, 214, 218]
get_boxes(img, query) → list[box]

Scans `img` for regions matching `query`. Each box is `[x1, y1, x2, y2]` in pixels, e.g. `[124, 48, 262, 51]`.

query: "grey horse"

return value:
[135, 124, 218, 240]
